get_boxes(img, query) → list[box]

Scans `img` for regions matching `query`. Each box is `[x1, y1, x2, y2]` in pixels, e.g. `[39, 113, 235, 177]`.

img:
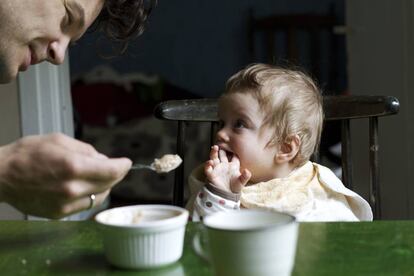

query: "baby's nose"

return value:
[216, 129, 229, 142]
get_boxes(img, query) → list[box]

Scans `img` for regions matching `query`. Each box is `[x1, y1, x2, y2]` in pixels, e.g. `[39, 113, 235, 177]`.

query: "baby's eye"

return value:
[234, 119, 246, 129]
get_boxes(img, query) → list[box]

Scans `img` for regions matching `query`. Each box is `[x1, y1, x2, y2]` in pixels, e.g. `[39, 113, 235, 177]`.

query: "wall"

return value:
[0, 81, 25, 219]
[69, 0, 344, 97]
[346, 0, 413, 218]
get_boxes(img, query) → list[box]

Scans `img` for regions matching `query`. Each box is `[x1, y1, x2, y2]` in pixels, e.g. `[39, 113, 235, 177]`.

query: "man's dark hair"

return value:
[94, 0, 157, 54]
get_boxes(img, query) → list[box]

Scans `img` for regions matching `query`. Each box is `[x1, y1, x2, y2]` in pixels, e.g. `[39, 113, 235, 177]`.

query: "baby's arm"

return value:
[192, 186, 240, 221]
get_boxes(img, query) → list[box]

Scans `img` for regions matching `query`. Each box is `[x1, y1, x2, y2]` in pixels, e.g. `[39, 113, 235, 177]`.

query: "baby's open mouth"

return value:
[225, 150, 234, 161]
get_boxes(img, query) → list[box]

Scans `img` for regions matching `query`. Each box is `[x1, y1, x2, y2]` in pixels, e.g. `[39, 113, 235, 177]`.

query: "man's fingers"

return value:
[46, 133, 101, 157]
[68, 155, 132, 182]
[61, 190, 111, 218]
[58, 179, 112, 200]
[43, 134, 132, 182]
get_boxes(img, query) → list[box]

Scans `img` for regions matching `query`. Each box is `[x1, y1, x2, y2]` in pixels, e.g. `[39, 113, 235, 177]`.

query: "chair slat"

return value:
[341, 119, 353, 190]
[174, 121, 186, 206]
[369, 117, 381, 219]
[210, 122, 219, 147]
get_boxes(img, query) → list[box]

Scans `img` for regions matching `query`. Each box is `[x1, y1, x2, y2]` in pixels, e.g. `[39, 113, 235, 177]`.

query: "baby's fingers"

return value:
[218, 149, 228, 163]
[231, 155, 240, 166]
[204, 160, 213, 171]
[204, 160, 214, 178]
[240, 169, 251, 186]
[210, 145, 220, 165]
[231, 169, 251, 193]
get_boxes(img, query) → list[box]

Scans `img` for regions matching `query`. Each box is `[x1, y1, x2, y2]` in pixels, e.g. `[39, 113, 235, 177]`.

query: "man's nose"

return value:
[47, 38, 70, 65]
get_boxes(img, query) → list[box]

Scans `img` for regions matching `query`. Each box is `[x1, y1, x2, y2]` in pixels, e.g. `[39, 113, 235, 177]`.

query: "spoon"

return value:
[130, 164, 157, 170]
[130, 154, 182, 173]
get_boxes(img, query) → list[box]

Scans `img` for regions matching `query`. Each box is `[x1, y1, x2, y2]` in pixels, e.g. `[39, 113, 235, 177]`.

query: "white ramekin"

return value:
[95, 204, 189, 269]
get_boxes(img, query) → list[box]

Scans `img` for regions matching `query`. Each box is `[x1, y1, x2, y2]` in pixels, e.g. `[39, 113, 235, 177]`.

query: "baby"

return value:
[187, 63, 372, 221]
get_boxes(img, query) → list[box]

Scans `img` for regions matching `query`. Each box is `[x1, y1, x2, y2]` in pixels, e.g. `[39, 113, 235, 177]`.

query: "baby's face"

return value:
[216, 93, 279, 183]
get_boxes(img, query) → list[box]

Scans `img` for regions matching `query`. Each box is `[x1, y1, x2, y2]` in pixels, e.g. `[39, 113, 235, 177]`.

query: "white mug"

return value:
[193, 209, 298, 276]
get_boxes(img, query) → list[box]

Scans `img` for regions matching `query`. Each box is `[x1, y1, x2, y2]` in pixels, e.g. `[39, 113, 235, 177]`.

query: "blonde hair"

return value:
[223, 63, 323, 166]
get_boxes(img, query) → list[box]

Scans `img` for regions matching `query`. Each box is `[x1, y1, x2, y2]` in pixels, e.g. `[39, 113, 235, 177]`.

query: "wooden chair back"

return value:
[248, 10, 339, 92]
[154, 95, 400, 219]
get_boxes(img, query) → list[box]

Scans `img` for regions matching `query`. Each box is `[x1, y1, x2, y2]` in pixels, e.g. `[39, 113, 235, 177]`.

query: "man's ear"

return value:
[274, 135, 301, 164]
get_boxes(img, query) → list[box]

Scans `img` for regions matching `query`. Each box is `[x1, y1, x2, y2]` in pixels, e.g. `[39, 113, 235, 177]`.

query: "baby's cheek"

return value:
[240, 160, 255, 174]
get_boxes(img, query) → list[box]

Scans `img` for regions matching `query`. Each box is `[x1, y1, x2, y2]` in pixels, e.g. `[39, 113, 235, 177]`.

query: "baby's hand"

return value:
[204, 145, 251, 194]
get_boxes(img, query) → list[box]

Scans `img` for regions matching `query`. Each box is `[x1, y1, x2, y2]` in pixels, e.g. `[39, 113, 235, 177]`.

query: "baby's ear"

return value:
[274, 135, 301, 164]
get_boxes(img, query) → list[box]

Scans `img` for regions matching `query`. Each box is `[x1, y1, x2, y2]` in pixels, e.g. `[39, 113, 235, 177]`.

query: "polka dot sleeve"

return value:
[192, 186, 240, 221]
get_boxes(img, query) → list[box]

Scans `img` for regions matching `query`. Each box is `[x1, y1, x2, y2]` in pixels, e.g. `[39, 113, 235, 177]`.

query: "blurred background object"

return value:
[69, 0, 347, 207]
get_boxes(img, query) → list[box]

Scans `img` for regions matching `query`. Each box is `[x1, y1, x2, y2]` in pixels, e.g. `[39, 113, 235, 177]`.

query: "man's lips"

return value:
[19, 46, 41, 72]
[19, 50, 31, 72]
[30, 46, 38, 65]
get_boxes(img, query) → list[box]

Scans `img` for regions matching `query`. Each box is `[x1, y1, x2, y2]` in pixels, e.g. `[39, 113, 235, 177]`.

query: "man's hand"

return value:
[204, 145, 251, 194]
[0, 133, 132, 219]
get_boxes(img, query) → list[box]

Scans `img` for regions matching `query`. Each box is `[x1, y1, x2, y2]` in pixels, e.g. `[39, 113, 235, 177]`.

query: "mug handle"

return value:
[192, 227, 210, 263]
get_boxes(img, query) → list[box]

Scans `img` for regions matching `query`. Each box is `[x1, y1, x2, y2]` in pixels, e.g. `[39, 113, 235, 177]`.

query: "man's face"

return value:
[0, 0, 104, 83]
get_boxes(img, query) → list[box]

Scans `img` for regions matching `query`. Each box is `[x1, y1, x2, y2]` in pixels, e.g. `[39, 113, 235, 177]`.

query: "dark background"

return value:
[69, 0, 346, 97]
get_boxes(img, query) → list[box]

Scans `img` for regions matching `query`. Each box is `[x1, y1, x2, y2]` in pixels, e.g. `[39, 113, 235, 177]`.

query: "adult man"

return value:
[0, 0, 156, 219]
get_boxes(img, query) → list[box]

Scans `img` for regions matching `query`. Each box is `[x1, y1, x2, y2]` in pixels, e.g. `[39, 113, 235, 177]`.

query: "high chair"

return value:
[154, 96, 399, 219]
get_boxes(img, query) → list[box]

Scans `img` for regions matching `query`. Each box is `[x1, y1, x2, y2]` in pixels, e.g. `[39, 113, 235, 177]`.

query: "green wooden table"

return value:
[0, 221, 413, 275]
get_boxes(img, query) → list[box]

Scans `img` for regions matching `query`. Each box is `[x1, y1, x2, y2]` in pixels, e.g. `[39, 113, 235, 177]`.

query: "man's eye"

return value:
[63, 3, 74, 26]
[66, 11, 73, 25]
[61, 10, 72, 31]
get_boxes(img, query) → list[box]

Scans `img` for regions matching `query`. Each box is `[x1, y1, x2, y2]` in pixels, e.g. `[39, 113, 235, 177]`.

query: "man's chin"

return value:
[0, 69, 18, 84]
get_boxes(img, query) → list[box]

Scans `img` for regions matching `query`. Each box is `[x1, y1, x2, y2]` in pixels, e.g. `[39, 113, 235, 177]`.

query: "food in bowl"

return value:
[95, 205, 189, 269]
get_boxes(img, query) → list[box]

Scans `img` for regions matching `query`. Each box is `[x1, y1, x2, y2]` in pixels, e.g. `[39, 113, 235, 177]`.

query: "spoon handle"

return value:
[130, 164, 154, 170]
